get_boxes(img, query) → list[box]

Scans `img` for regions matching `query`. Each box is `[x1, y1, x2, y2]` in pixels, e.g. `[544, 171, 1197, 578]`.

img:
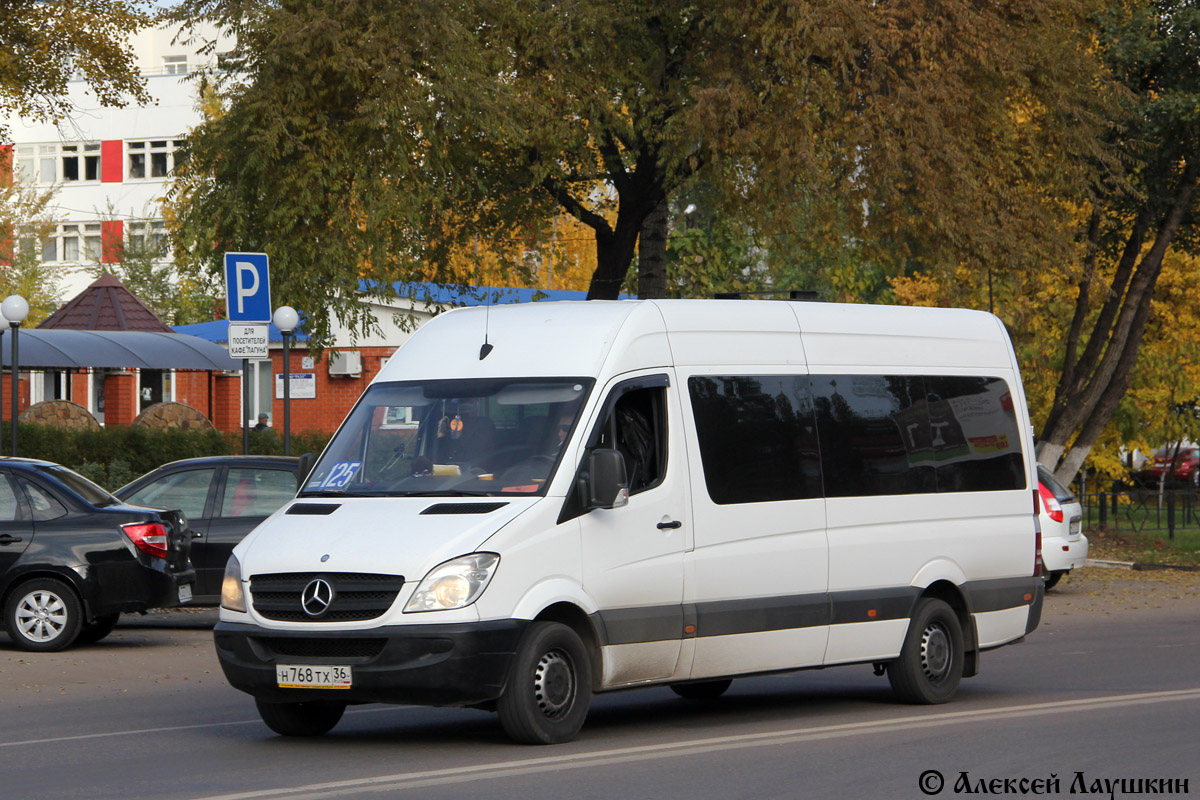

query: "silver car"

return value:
[1037, 465, 1088, 589]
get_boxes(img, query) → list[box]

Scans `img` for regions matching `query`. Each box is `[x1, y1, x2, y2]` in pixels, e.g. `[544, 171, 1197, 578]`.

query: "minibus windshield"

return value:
[300, 378, 593, 498]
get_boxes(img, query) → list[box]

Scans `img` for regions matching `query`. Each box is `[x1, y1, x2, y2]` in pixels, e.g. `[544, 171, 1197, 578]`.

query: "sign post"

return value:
[224, 253, 272, 454]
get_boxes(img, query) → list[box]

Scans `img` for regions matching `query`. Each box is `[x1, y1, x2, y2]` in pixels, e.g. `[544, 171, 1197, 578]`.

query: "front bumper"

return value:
[213, 619, 529, 707]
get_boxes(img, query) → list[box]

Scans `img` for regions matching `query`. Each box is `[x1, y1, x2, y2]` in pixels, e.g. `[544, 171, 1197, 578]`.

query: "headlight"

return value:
[220, 555, 247, 612]
[404, 553, 499, 613]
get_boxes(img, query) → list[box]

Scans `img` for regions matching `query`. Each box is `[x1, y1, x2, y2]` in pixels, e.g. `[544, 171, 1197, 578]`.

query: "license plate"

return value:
[1069, 518, 1082, 535]
[276, 664, 352, 689]
[178, 584, 192, 604]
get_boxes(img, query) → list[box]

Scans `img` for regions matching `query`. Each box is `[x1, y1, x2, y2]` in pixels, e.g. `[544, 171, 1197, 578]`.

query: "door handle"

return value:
[656, 520, 682, 530]
[0, 534, 23, 545]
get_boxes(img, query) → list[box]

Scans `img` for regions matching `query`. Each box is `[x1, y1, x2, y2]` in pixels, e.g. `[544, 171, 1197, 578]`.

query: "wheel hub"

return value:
[16, 591, 65, 642]
[534, 649, 575, 718]
[921, 624, 950, 681]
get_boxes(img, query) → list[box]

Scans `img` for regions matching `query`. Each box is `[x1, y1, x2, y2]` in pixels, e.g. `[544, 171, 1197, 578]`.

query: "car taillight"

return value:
[1038, 482, 1063, 523]
[123, 522, 169, 559]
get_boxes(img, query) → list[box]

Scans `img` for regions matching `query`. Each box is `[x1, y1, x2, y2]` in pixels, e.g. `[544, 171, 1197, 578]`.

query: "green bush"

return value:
[15, 423, 331, 490]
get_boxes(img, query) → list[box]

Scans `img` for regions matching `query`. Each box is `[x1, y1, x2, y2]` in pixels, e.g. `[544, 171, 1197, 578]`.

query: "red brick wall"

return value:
[104, 372, 136, 426]
[1, 372, 28, 416]
[71, 372, 89, 405]
[173, 371, 214, 419]
[211, 373, 241, 432]
[268, 346, 396, 435]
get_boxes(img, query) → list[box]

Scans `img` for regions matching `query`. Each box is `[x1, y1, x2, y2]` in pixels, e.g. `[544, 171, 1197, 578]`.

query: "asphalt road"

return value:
[2, 568, 1198, 800]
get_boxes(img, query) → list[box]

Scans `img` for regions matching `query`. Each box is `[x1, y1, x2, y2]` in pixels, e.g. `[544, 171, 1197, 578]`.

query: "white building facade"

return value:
[5, 23, 233, 302]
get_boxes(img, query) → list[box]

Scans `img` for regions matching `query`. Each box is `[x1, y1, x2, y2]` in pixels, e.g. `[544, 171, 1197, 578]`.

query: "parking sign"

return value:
[224, 252, 272, 322]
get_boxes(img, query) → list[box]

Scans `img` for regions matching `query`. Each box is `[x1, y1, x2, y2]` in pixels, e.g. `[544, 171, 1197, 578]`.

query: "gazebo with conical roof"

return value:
[7, 273, 241, 429]
[38, 273, 174, 333]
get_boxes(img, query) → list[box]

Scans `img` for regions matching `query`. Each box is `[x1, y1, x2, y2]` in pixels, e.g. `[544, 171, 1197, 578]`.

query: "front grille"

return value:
[250, 572, 405, 622]
[261, 637, 387, 660]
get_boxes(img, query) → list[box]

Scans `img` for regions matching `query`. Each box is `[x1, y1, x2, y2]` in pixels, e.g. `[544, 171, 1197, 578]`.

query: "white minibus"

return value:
[214, 299, 1044, 744]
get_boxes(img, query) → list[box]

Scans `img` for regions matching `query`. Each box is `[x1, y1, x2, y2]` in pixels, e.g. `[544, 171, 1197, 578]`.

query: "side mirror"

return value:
[587, 449, 629, 510]
[297, 452, 317, 484]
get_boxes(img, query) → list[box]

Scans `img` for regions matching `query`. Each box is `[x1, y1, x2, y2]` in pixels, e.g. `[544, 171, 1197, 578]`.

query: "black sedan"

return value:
[0, 458, 195, 652]
[116, 456, 302, 604]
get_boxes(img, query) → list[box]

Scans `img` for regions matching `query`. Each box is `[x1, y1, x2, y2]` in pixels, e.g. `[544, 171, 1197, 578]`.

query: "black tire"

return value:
[76, 613, 121, 645]
[255, 698, 346, 737]
[1043, 570, 1063, 591]
[3, 577, 83, 652]
[887, 598, 964, 704]
[670, 679, 732, 700]
[496, 621, 591, 744]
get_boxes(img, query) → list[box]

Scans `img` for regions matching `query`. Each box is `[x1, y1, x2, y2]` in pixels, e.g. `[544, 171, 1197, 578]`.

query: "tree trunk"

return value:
[637, 196, 669, 299]
[586, 221, 641, 300]
[1038, 161, 1199, 479]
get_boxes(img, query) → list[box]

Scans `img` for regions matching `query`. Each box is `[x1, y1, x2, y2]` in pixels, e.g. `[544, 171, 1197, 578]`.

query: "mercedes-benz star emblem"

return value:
[301, 578, 335, 617]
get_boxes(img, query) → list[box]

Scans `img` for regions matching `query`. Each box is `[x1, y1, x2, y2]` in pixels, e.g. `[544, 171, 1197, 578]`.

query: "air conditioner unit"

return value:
[327, 350, 362, 376]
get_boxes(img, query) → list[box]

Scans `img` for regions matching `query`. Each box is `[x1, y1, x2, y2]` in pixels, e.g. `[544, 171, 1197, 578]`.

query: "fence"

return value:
[1082, 487, 1200, 540]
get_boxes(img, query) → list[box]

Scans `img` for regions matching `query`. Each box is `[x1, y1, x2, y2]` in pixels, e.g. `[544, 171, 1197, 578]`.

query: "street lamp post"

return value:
[0, 326, 6, 455]
[2, 296, 29, 457]
[272, 306, 298, 457]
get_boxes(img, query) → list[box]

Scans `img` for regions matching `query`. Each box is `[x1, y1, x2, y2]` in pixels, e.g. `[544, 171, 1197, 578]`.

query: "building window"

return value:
[128, 140, 186, 179]
[14, 143, 103, 184]
[60, 225, 81, 261]
[60, 143, 101, 182]
[14, 145, 33, 181]
[163, 55, 188, 75]
[39, 145, 56, 182]
[128, 220, 168, 255]
[41, 222, 112, 263]
[83, 223, 102, 260]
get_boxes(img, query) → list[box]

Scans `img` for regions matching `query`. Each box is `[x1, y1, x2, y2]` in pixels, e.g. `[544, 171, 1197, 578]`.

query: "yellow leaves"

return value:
[888, 272, 944, 307]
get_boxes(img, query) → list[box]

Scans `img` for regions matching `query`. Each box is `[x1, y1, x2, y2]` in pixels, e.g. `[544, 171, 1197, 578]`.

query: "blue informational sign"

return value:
[224, 252, 272, 322]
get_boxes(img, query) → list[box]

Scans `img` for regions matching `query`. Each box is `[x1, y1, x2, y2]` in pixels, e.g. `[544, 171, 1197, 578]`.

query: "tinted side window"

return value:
[0, 476, 21, 521]
[689, 376, 822, 504]
[221, 468, 298, 517]
[126, 469, 214, 519]
[925, 376, 1026, 492]
[592, 386, 667, 496]
[811, 375, 935, 497]
[19, 479, 68, 521]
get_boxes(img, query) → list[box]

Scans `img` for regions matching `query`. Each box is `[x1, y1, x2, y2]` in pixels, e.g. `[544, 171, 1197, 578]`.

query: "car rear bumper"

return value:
[213, 619, 529, 707]
[1041, 534, 1089, 573]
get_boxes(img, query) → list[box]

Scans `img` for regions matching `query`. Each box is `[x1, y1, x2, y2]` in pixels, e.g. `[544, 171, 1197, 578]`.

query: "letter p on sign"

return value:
[224, 252, 272, 322]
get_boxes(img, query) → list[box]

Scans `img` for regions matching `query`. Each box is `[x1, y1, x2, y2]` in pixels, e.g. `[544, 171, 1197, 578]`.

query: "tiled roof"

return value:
[38, 273, 173, 332]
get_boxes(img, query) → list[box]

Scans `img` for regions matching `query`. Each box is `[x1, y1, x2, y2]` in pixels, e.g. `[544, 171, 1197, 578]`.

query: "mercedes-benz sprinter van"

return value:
[214, 299, 1044, 744]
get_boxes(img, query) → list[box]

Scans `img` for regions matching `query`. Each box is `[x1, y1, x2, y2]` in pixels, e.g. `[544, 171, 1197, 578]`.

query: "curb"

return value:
[1085, 559, 1200, 573]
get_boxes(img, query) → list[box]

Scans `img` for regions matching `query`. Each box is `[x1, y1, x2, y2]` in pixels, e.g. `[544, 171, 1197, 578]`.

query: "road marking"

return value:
[0, 706, 400, 749]
[186, 688, 1200, 800]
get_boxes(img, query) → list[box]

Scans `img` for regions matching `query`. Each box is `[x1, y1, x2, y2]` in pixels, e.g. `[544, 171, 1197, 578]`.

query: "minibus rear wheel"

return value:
[255, 698, 346, 736]
[887, 598, 963, 704]
[497, 621, 591, 744]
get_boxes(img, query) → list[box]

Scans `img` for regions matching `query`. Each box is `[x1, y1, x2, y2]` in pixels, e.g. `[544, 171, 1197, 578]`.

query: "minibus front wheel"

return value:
[887, 598, 964, 704]
[497, 621, 592, 744]
[255, 698, 346, 736]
